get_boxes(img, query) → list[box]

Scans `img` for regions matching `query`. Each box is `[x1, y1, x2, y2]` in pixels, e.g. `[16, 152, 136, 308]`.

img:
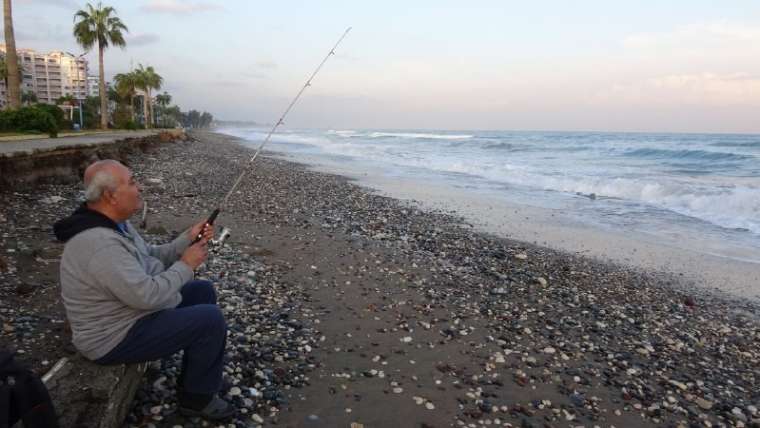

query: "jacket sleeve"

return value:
[87, 243, 194, 310]
[146, 229, 192, 266]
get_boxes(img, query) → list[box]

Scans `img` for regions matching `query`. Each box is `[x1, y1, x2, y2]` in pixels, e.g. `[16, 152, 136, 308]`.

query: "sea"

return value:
[218, 127, 760, 267]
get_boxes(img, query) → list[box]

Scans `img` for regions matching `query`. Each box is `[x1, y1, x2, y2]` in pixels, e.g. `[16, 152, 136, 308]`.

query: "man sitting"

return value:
[53, 159, 234, 420]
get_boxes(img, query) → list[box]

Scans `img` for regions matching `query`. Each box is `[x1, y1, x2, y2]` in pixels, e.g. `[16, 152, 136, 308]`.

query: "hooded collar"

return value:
[53, 203, 122, 243]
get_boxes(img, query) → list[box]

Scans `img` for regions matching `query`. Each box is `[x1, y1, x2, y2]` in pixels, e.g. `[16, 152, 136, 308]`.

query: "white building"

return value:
[0, 46, 89, 107]
[87, 75, 101, 97]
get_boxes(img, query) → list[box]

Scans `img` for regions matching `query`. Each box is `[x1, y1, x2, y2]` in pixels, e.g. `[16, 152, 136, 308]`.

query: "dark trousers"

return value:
[95, 280, 226, 396]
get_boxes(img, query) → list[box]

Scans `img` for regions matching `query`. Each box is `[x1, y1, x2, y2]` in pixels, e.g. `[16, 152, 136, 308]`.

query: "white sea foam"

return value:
[366, 132, 474, 140]
[220, 127, 760, 236]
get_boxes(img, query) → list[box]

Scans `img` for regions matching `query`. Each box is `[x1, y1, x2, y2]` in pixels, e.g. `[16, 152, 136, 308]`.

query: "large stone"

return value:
[42, 354, 147, 428]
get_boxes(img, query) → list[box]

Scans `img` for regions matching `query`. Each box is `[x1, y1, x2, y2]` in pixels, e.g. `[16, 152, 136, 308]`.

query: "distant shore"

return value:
[1, 131, 758, 427]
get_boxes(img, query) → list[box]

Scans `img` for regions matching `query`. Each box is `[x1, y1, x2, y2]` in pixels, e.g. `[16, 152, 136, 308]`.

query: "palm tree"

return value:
[155, 91, 171, 126]
[113, 70, 138, 121]
[134, 64, 162, 128]
[107, 85, 122, 104]
[163, 104, 181, 127]
[3, 0, 21, 109]
[0, 55, 24, 98]
[73, 2, 128, 129]
[55, 94, 76, 105]
[155, 91, 171, 107]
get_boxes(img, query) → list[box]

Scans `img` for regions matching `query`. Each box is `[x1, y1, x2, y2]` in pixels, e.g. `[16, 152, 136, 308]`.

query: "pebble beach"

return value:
[1, 131, 759, 427]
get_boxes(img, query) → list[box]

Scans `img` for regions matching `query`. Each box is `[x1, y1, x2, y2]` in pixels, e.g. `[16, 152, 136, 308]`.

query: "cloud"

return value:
[141, 0, 221, 14]
[625, 22, 760, 47]
[126, 33, 160, 46]
[209, 80, 246, 88]
[592, 72, 760, 107]
[6, 16, 72, 46]
[255, 60, 277, 69]
[241, 71, 268, 79]
[17, 0, 78, 9]
[592, 21, 760, 110]
[334, 53, 359, 61]
[623, 21, 760, 54]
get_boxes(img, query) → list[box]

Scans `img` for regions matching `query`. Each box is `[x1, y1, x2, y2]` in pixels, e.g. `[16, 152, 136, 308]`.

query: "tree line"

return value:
[1, 0, 214, 134]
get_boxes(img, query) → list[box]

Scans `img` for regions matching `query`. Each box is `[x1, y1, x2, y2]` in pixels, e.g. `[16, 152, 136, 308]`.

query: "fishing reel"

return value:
[211, 226, 232, 246]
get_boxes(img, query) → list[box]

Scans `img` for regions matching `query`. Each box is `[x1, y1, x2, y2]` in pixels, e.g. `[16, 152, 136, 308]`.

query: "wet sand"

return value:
[266, 153, 760, 301]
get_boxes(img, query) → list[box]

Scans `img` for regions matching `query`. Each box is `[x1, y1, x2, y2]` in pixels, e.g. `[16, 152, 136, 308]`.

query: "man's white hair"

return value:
[83, 160, 123, 202]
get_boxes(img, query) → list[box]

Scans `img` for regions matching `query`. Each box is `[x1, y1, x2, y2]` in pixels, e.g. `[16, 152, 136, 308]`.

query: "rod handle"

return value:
[191, 208, 220, 244]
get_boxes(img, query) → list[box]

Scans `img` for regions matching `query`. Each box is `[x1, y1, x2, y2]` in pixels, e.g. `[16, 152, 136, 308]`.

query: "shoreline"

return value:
[0, 130, 758, 427]
[240, 147, 760, 302]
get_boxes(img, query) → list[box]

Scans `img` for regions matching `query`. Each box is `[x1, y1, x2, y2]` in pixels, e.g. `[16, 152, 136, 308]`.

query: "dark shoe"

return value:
[179, 394, 235, 420]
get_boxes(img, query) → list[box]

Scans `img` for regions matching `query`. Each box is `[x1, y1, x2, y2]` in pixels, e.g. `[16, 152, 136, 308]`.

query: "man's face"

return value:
[109, 165, 143, 220]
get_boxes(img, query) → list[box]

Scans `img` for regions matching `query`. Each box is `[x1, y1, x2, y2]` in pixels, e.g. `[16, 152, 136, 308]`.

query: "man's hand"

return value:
[181, 240, 208, 270]
[188, 220, 215, 243]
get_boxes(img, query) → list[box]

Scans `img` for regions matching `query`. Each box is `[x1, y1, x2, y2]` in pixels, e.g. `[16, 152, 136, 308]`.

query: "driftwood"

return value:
[42, 354, 147, 428]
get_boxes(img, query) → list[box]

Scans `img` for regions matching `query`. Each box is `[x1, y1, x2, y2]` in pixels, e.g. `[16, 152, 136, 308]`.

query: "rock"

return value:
[570, 394, 585, 407]
[732, 407, 747, 422]
[695, 397, 713, 410]
[15, 281, 36, 295]
[40, 195, 65, 204]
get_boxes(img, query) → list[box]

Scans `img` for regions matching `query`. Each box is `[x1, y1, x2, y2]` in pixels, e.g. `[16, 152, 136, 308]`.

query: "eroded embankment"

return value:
[0, 131, 188, 189]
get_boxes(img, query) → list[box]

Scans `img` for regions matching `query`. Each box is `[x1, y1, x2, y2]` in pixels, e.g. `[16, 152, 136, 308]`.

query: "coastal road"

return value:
[0, 130, 159, 156]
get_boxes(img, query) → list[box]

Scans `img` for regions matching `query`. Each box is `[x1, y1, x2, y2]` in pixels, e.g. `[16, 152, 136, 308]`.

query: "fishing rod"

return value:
[192, 27, 352, 245]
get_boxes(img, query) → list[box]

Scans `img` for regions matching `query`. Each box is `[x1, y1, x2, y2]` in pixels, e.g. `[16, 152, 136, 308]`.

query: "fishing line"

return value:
[192, 27, 352, 244]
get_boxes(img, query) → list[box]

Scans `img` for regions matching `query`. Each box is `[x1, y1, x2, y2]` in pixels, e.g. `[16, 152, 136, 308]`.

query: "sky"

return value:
[3, 0, 760, 133]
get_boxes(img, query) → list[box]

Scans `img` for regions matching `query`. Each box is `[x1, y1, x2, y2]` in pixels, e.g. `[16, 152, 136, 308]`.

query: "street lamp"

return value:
[75, 51, 88, 130]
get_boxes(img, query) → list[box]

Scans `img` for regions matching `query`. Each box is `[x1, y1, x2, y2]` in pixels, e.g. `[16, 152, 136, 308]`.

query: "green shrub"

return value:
[12, 106, 58, 137]
[0, 110, 16, 132]
[123, 120, 140, 130]
[34, 103, 65, 129]
[113, 106, 133, 129]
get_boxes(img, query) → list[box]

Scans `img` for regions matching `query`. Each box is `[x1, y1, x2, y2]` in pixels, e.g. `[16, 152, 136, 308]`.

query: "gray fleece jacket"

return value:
[55, 211, 193, 360]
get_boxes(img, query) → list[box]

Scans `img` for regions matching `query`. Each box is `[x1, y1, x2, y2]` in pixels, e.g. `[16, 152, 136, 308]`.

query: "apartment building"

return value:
[87, 75, 101, 97]
[0, 45, 89, 107]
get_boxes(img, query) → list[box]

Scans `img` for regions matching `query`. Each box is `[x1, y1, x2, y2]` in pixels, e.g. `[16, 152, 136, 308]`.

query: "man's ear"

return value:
[103, 189, 117, 205]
